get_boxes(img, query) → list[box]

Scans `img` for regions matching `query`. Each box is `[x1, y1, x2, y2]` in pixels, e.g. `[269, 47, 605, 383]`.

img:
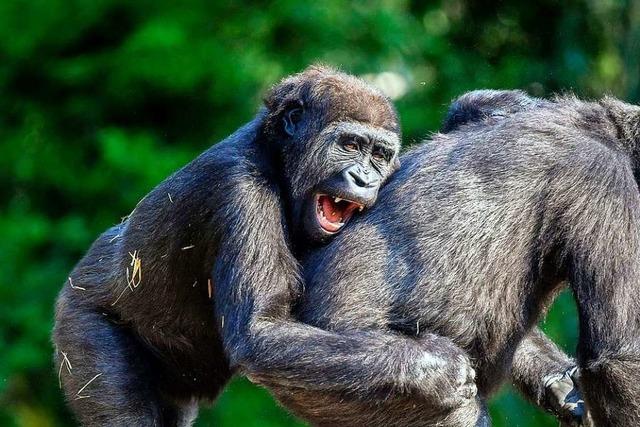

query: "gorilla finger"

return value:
[466, 366, 476, 383]
[458, 382, 478, 400]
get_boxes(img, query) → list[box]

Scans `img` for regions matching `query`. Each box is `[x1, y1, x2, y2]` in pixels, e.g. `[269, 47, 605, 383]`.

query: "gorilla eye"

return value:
[342, 139, 359, 152]
[372, 146, 390, 162]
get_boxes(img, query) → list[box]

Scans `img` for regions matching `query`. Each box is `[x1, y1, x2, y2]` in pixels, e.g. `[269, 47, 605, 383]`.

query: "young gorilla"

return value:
[54, 66, 423, 426]
[258, 91, 639, 426]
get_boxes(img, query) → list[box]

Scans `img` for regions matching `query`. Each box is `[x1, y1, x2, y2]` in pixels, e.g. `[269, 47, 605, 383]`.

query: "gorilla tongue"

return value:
[318, 195, 361, 232]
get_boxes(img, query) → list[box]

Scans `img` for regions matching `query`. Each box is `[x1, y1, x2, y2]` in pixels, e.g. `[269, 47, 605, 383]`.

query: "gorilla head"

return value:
[262, 66, 401, 243]
[441, 89, 548, 133]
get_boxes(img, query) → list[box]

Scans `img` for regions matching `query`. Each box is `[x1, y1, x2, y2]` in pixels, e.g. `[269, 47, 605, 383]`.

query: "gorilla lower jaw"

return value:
[315, 194, 364, 233]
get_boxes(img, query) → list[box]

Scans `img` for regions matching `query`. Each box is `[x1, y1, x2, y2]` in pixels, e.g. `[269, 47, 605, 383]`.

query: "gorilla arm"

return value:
[211, 167, 473, 403]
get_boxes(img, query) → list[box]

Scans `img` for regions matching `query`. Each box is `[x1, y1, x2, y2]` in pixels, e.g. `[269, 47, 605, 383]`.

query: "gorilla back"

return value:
[294, 96, 640, 426]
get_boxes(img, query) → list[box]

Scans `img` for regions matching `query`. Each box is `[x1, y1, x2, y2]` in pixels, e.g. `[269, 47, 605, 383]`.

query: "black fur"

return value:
[442, 90, 589, 426]
[284, 93, 640, 426]
[53, 65, 408, 426]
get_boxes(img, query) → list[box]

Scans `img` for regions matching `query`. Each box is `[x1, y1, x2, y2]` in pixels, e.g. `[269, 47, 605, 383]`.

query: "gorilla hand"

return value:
[409, 334, 477, 410]
[543, 367, 593, 427]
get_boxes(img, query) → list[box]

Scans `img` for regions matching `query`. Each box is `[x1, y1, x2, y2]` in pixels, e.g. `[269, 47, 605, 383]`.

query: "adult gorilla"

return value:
[259, 93, 640, 426]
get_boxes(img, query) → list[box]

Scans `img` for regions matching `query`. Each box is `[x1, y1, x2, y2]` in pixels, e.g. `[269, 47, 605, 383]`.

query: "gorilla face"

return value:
[262, 66, 401, 244]
[299, 121, 399, 242]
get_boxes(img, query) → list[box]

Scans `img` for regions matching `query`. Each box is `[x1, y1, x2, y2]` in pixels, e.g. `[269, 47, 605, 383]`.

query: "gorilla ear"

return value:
[283, 102, 304, 136]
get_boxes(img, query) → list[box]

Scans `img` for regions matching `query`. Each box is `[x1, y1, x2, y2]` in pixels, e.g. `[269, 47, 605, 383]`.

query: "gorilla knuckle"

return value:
[408, 350, 477, 408]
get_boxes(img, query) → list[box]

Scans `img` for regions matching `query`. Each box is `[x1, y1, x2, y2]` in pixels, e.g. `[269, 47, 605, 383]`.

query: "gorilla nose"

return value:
[343, 165, 379, 201]
[348, 169, 375, 188]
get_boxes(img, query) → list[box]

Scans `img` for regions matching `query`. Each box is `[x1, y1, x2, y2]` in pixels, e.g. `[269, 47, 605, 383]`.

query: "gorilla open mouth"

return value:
[315, 194, 364, 233]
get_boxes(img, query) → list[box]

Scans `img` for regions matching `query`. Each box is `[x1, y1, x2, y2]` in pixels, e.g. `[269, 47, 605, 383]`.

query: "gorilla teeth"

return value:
[316, 194, 361, 231]
[332, 196, 365, 213]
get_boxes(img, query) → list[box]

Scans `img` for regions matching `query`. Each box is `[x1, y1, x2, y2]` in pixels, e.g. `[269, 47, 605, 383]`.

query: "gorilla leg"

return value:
[559, 150, 640, 425]
[54, 293, 197, 426]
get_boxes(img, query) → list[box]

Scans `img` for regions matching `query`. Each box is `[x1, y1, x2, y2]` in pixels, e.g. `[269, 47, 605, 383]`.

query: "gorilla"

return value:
[255, 91, 640, 426]
[53, 65, 408, 426]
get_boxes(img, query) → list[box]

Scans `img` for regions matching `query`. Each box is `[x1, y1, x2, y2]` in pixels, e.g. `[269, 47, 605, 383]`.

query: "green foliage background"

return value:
[1, 0, 639, 426]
